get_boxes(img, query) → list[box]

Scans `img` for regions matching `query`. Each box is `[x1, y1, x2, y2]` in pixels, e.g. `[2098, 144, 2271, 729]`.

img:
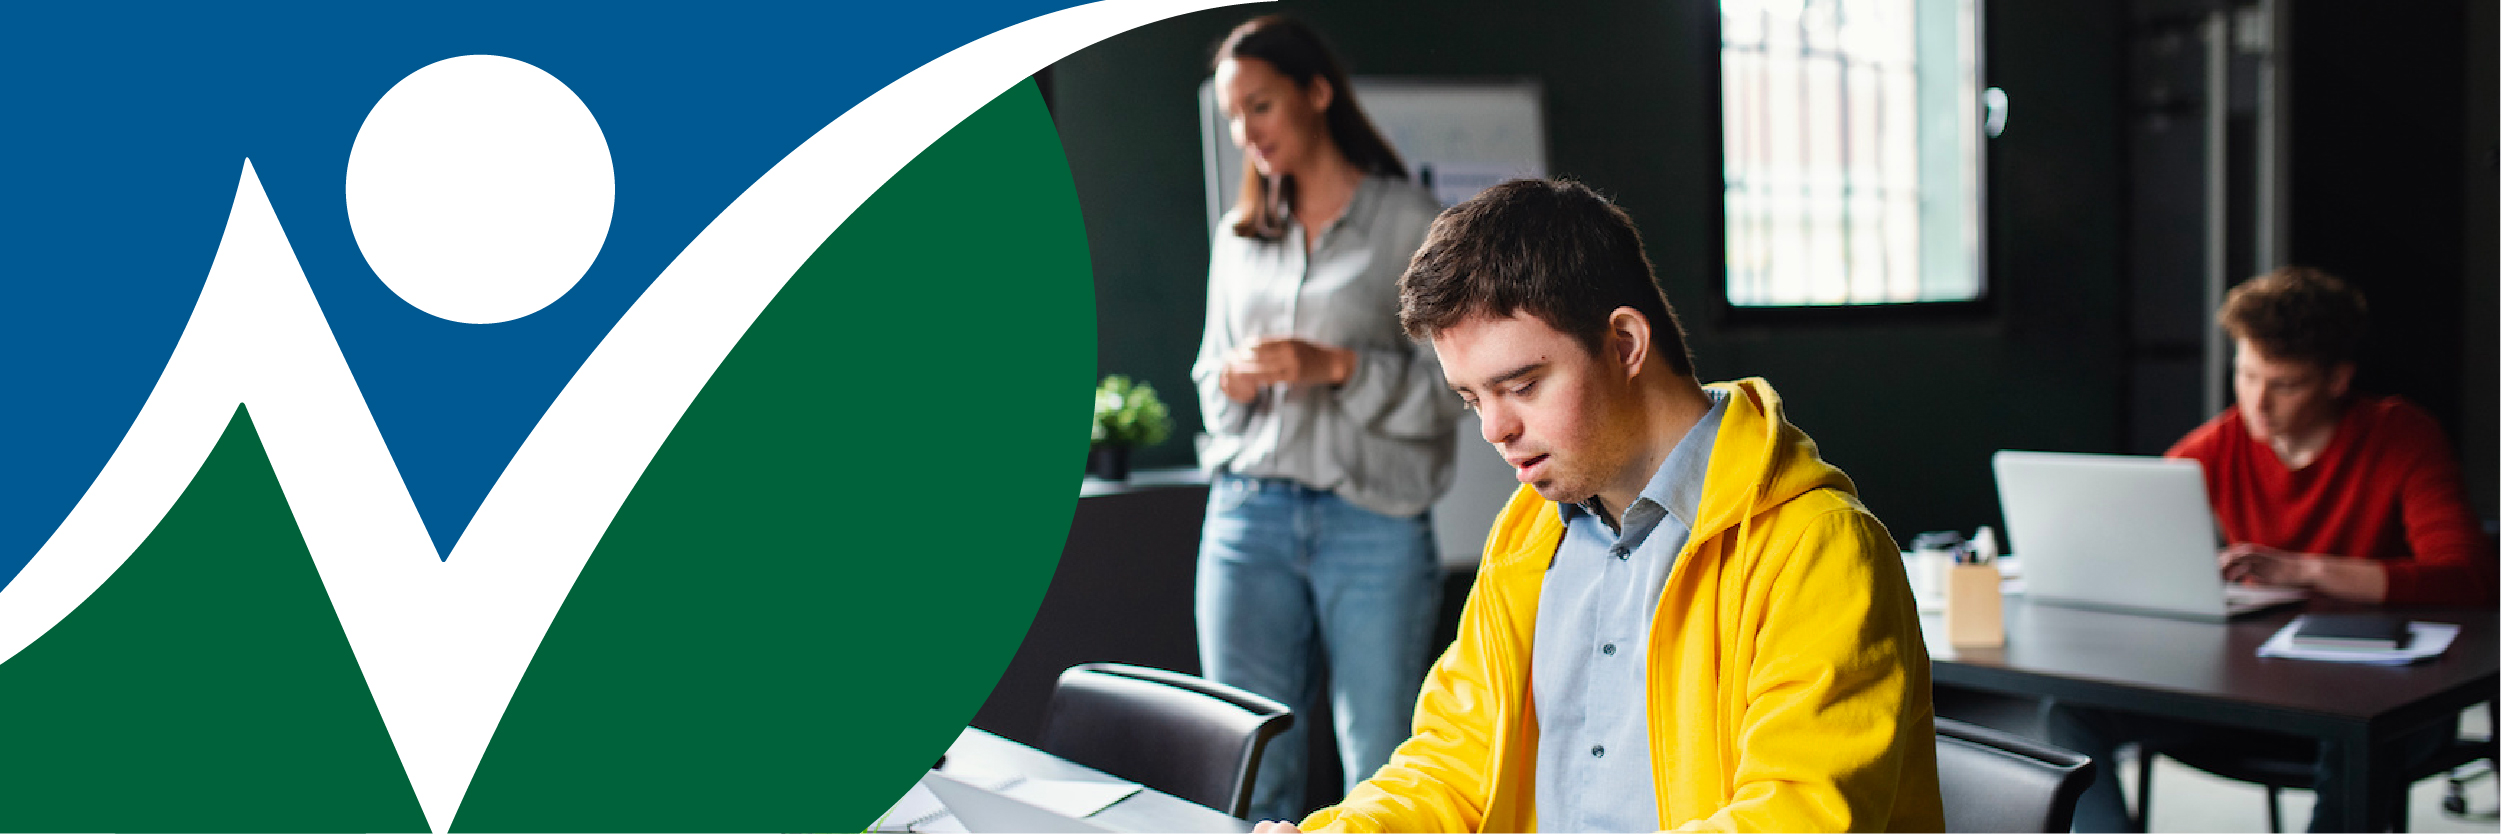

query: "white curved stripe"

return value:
[0, 2, 1257, 831]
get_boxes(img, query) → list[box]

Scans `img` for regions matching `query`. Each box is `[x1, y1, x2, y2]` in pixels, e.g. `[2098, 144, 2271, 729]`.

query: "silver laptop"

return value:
[1993, 451, 2306, 621]
[920, 771, 1114, 834]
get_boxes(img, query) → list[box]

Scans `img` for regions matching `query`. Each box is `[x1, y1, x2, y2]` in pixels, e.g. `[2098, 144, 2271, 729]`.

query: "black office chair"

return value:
[1936, 717, 2099, 833]
[1034, 662, 1295, 819]
[2135, 701, 2497, 832]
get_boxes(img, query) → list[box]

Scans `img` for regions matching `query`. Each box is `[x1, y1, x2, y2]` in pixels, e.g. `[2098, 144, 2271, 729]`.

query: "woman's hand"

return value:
[1224, 337, 1355, 390]
[1218, 365, 1265, 404]
[1252, 821, 1304, 833]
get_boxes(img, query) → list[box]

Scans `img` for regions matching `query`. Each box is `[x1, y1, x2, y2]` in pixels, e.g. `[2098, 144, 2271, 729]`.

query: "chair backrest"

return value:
[1035, 662, 1295, 819]
[1936, 717, 2098, 833]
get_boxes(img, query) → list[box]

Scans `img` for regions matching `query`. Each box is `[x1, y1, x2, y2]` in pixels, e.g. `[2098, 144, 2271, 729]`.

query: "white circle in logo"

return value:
[347, 55, 614, 324]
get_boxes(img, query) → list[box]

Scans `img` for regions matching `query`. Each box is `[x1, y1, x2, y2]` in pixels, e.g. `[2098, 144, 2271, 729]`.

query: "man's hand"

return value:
[1225, 337, 1355, 390]
[2218, 542, 2314, 586]
[2218, 542, 2390, 603]
[1251, 821, 1304, 833]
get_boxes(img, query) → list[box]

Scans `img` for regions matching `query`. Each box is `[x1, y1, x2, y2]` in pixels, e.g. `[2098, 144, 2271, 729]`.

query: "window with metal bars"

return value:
[1722, 0, 1986, 307]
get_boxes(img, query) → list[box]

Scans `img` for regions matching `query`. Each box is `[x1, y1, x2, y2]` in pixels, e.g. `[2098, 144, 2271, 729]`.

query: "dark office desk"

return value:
[920, 727, 1253, 833]
[1924, 598, 2498, 831]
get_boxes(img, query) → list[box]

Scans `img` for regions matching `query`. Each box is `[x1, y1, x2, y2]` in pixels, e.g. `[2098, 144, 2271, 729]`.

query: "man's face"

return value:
[1432, 312, 1640, 505]
[2231, 337, 2352, 443]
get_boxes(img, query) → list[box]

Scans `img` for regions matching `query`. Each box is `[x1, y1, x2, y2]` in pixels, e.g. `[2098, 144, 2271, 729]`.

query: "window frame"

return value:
[1710, 0, 1995, 324]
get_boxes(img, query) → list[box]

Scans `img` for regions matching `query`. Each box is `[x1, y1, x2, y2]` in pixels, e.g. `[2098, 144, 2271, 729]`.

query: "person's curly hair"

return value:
[2219, 266, 2369, 366]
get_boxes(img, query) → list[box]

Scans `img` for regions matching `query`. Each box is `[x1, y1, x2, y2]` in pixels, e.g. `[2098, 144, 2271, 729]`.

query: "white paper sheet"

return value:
[2257, 617, 2460, 665]
[875, 771, 1142, 832]
[871, 782, 957, 833]
[1001, 778, 1145, 818]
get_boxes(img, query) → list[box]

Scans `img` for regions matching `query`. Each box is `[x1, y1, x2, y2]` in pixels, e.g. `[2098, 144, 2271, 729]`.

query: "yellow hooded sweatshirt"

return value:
[1302, 378, 1944, 832]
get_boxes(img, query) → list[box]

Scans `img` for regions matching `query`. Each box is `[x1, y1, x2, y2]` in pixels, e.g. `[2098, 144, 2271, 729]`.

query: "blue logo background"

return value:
[2, 1, 1080, 577]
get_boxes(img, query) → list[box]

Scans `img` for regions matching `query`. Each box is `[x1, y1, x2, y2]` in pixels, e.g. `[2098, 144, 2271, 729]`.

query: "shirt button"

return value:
[1591, 745, 1606, 758]
[1601, 643, 1617, 656]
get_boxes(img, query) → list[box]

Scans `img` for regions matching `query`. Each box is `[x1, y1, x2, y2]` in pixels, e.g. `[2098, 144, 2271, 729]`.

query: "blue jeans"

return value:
[1196, 475, 1440, 823]
[2044, 699, 2457, 832]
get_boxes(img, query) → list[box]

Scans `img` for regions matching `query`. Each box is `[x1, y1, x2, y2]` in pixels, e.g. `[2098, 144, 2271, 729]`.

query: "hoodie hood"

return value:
[1472, 376, 1860, 576]
[1691, 377, 1858, 546]
[1305, 375, 1941, 834]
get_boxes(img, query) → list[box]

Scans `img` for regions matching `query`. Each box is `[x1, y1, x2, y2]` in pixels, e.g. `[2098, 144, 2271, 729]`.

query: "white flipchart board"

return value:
[1198, 77, 1549, 222]
[1197, 77, 1547, 569]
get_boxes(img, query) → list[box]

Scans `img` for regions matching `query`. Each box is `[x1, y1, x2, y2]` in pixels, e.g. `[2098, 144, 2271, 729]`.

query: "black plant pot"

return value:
[1086, 444, 1131, 481]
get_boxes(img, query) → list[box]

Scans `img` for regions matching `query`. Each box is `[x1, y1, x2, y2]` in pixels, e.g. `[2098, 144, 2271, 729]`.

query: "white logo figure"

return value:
[0, 4, 1247, 830]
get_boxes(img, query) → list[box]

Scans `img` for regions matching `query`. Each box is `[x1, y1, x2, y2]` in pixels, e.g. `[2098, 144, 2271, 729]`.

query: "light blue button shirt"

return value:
[1533, 388, 1727, 833]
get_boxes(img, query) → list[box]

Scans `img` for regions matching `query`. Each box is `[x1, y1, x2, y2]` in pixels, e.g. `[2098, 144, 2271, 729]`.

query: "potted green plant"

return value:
[1089, 374, 1171, 481]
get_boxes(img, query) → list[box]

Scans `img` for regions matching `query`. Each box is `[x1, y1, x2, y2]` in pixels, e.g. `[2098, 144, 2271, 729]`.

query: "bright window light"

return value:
[1722, 0, 1985, 307]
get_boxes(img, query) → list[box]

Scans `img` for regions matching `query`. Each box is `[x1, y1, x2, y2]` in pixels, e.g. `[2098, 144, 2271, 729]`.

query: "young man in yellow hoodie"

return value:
[1256, 179, 1943, 833]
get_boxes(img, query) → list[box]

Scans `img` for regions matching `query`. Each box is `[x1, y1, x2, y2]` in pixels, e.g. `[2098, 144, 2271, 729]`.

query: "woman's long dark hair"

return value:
[1214, 16, 1407, 241]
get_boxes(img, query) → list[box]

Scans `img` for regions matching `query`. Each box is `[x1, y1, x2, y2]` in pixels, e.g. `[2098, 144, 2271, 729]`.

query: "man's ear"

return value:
[2327, 361, 2356, 399]
[1605, 307, 1652, 378]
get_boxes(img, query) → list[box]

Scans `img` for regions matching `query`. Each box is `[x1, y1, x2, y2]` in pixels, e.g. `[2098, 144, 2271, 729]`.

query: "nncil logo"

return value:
[0, 3, 1238, 830]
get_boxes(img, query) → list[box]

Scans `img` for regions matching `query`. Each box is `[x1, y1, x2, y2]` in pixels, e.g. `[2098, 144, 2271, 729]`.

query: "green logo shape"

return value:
[0, 79, 1092, 832]
[0, 405, 429, 831]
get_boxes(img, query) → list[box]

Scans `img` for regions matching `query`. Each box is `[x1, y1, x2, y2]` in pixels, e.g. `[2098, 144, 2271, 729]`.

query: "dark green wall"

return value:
[1055, 1, 2128, 543]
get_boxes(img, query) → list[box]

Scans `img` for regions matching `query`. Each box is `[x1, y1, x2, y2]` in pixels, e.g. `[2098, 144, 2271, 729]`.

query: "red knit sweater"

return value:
[2168, 396, 2496, 606]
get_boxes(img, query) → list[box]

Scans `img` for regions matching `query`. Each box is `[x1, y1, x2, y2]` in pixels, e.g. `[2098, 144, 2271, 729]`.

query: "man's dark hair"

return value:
[1398, 178, 1695, 377]
[2219, 265, 2369, 367]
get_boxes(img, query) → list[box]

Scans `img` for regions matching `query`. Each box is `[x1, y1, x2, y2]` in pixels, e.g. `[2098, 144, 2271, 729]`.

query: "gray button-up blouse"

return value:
[1191, 175, 1461, 519]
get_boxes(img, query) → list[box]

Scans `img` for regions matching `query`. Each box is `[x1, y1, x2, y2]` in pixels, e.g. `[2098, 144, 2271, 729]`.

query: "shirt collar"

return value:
[1284, 174, 1382, 241]
[1556, 388, 1729, 540]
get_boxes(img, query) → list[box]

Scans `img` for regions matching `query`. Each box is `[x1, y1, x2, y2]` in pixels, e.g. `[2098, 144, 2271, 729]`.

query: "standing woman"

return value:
[1192, 15, 1459, 823]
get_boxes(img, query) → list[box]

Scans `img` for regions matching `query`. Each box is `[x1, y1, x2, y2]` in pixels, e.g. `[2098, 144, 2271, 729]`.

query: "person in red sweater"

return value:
[2051, 266, 2496, 833]
[2171, 266, 2496, 606]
